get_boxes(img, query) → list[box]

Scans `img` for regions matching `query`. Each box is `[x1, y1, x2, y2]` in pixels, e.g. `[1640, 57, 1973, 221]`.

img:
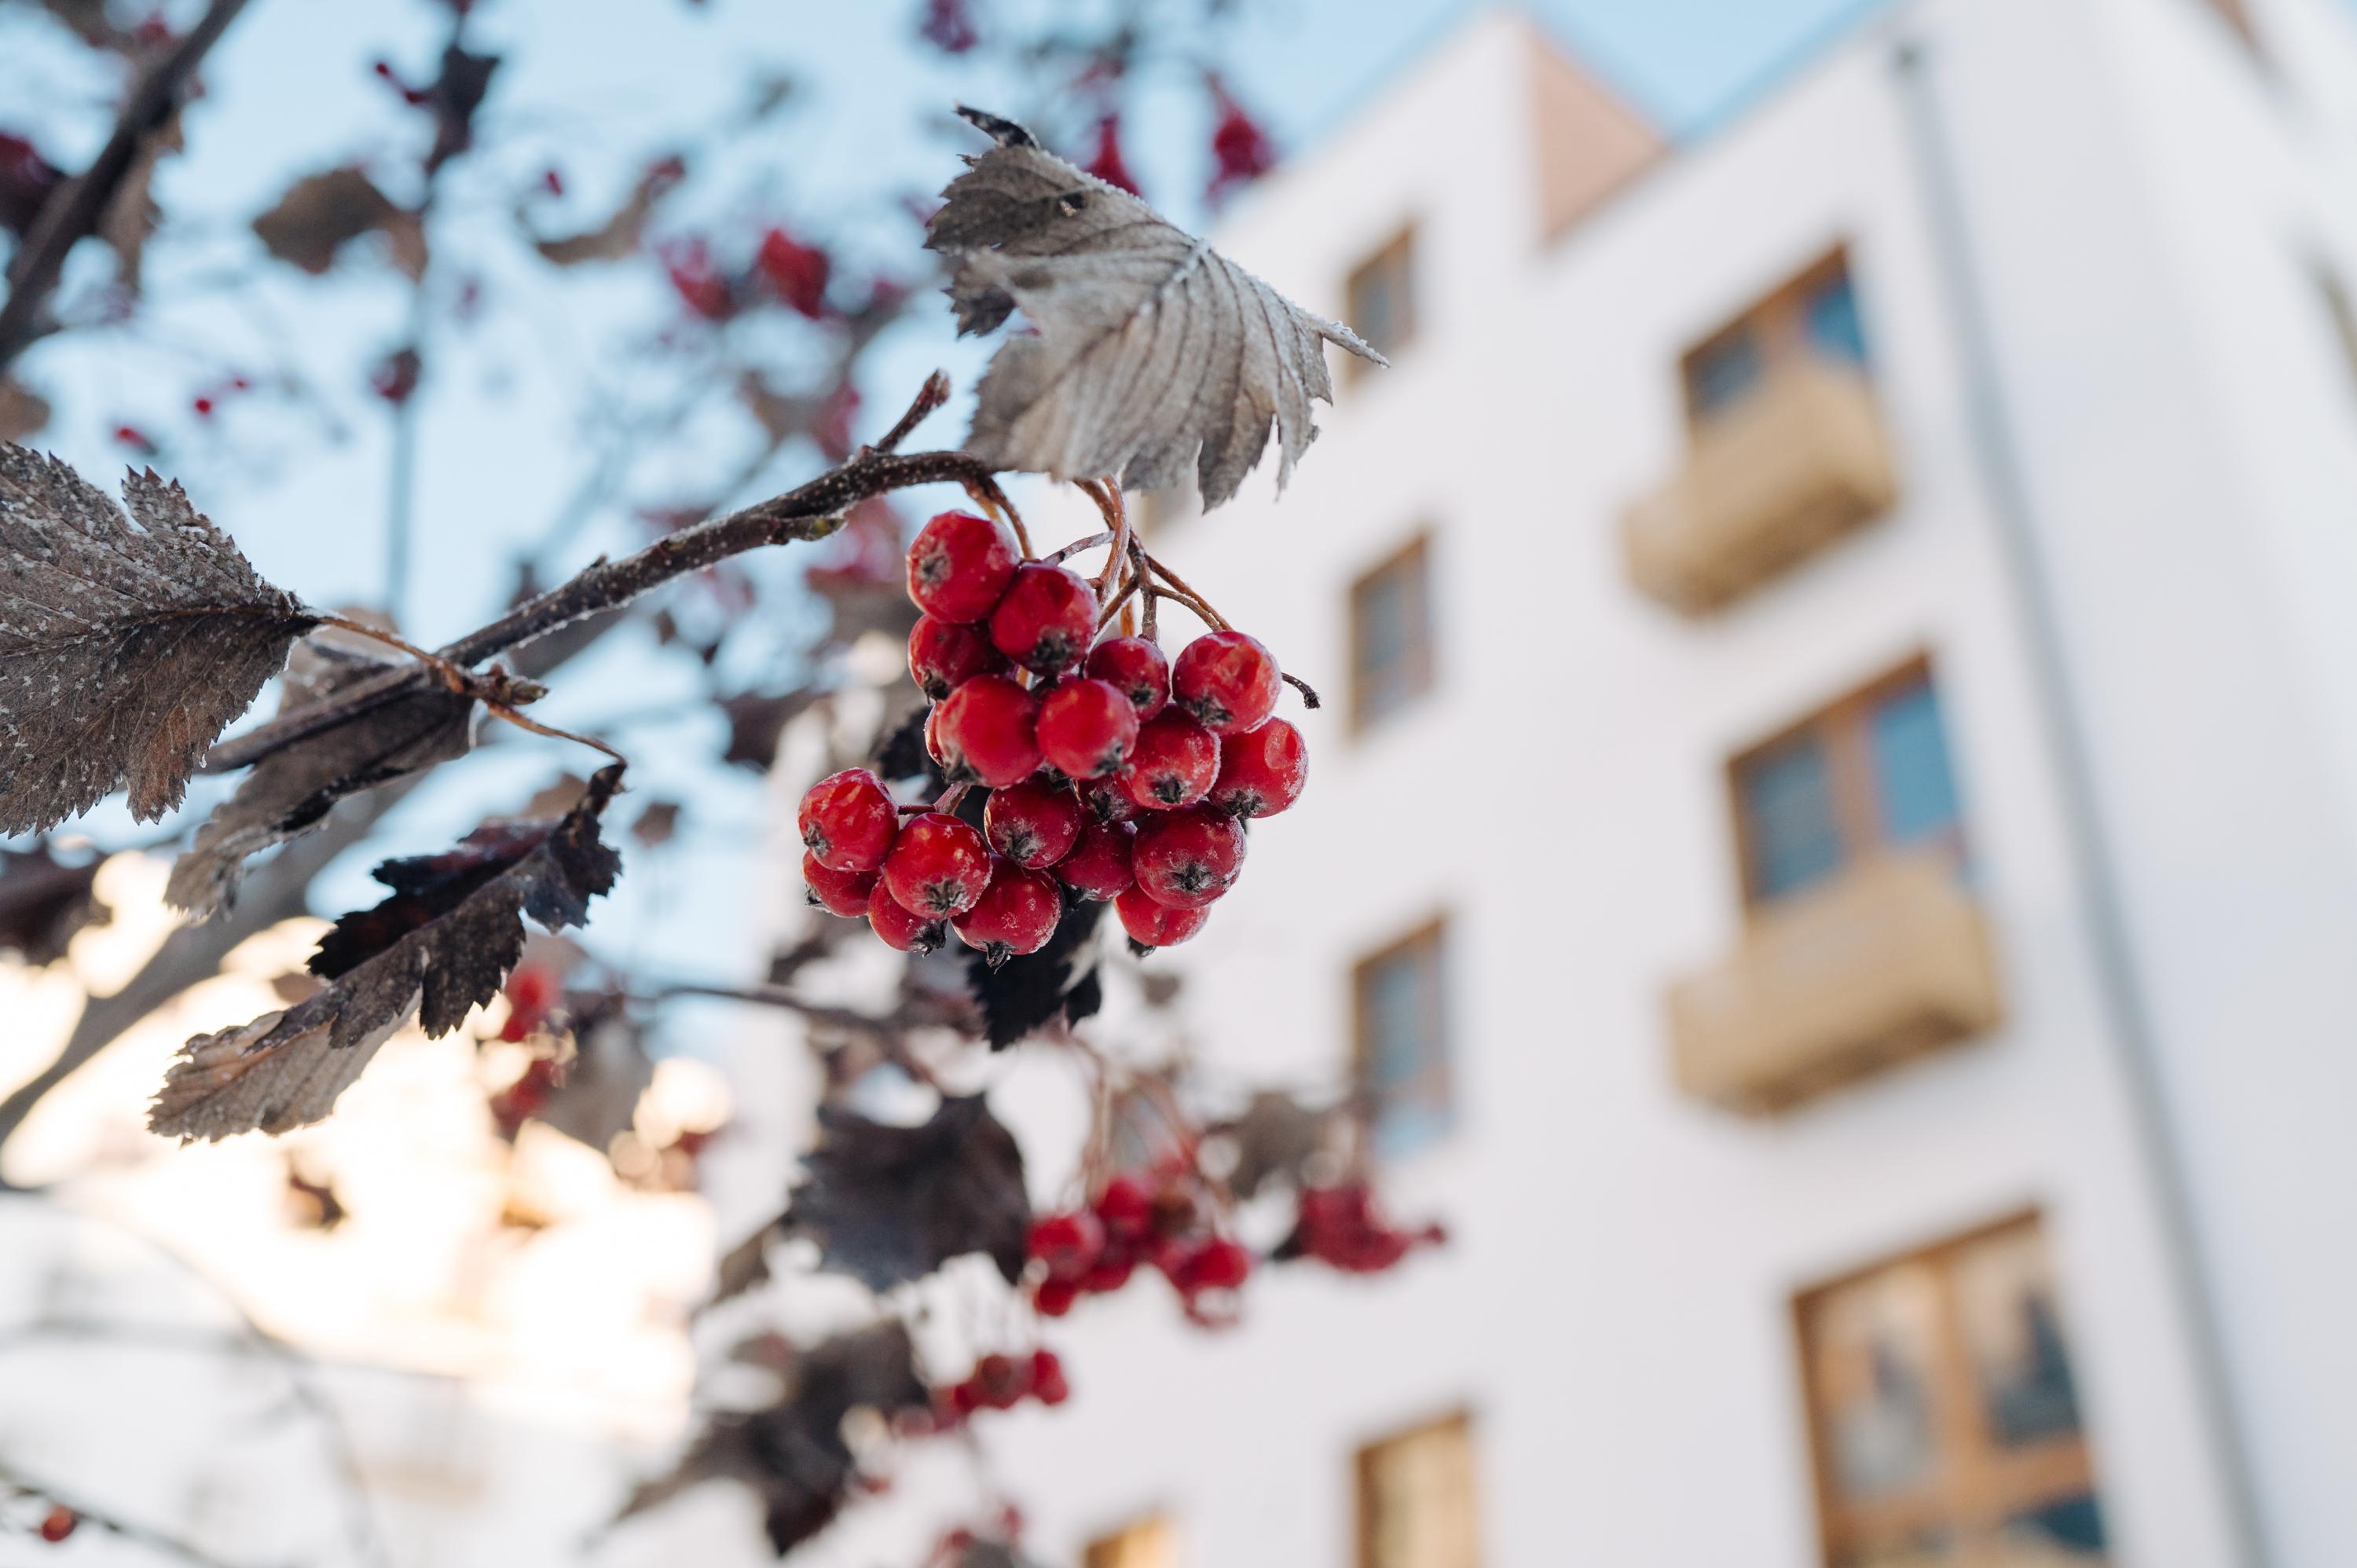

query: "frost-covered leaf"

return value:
[167, 636, 477, 917]
[784, 1094, 1028, 1291]
[0, 841, 110, 966]
[620, 1321, 927, 1554]
[966, 895, 1103, 1049]
[927, 107, 1384, 508]
[251, 167, 428, 280]
[0, 445, 315, 835]
[150, 766, 625, 1141]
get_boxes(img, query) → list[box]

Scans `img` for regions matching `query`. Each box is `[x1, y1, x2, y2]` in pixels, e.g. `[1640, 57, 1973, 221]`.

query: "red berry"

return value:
[907, 509, 1020, 624]
[986, 779, 1083, 869]
[1054, 820, 1135, 902]
[1208, 717, 1307, 818]
[1034, 1276, 1080, 1317]
[1178, 1235, 1253, 1292]
[1029, 1348, 1070, 1405]
[988, 563, 1098, 675]
[972, 1352, 1027, 1409]
[1027, 1210, 1105, 1278]
[1131, 808, 1246, 910]
[37, 1507, 76, 1544]
[908, 614, 1007, 700]
[933, 674, 1043, 788]
[499, 964, 559, 1042]
[882, 812, 991, 918]
[1036, 677, 1140, 779]
[1119, 710, 1220, 811]
[804, 850, 878, 918]
[1085, 636, 1171, 719]
[1079, 774, 1139, 826]
[1116, 884, 1208, 949]
[1079, 1251, 1135, 1293]
[925, 704, 951, 768]
[1094, 1174, 1153, 1241]
[866, 878, 947, 953]
[799, 768, 898, 872]
[952, 857, 1064, 965]
[1171, 631, 1281, 735]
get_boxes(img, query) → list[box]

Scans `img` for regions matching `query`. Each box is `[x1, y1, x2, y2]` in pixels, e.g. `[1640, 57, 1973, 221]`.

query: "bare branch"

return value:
[0, 0, 255, 371]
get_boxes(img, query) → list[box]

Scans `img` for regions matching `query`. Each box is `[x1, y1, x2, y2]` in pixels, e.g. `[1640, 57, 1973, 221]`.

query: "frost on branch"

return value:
[781, 1094, 1030, 1291]
[927, 107, 1384, 508]
[167, 636, 478, 918]
[0, 444, 315, 835]
[620, 1321, 929, 1554]
[150, 765, 625, 1141]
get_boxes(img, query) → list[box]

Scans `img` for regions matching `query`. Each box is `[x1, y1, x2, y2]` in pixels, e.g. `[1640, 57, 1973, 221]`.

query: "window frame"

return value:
[1726, 654, 1965, 912]
[1351, 915, 1453, 1156]
[1680, 247, 1865, 429]
[1793, 1210, 2105, 1567]
[1348, 531, 1438, 735]
[1354, 1409, 1479, 1568]
[1344, 225, 1419, 384]
[1083, 1514, 1176, 1568]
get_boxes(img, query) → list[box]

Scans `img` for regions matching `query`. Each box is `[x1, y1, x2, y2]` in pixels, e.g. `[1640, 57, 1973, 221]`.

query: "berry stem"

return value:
[1142, 555, 1230, 630]
[1281, 672, 1323, 711]
[960, 474, 1032, 559]
[1047, 529, 1114, 565]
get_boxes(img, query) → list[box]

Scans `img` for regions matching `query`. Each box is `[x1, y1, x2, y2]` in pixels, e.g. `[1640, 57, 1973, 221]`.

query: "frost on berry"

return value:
[984, 778, 1083, 869]
[805, 850, 878, 918]
[1116, 883, 1207, 951]
[1079, 774, 1138, 826]
[933, 673, 1042, 788]
[988, 562, 1098, 675]
[867, 878, 946, 953]
[951, 857, 1063, 965]
[1036, 676, 1140, 779]
[1085, 635, 1170, 718]
[1208, 716, 1307, 818]
[1118, 709, 1219, 811]
[1054, 819, 1135, 902]
[1171, 630, 1280, 735]
[882, 811, 991, 917]
[907, 508, 1019, 624]
[1131, 808, 1245, 909]
[908, 614, 1007, 700]
[798, 768, 899, 872]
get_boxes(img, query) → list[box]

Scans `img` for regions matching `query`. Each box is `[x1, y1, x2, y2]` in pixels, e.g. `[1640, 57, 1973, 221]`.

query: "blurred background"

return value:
[5, 0, 2357, 1566]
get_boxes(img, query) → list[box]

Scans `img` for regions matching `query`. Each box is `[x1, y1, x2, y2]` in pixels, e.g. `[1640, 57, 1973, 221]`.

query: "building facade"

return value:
[962, 2, 2357, 1565]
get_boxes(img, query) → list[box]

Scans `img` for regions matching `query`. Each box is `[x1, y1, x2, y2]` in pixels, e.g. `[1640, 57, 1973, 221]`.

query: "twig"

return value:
[1142, 554, 1230, 631]
[0, 0, 255, 371]
[1281, 672, 1322, 710]
[959, 472, 1032, 559]
[2, 1469, 244, 1567]
[868, 368, 950, 455]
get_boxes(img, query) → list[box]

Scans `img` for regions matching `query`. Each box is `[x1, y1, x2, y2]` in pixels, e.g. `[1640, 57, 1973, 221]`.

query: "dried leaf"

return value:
[426, 44, 501, 174]
[620, 1321, 927, 1554]
[785, 1094, 1028, 1291]
[927, 107, 1383, 508]
[167, 637, 476, 917]
[533, 159, 680, 266]
[149, 766, 625, 1141]
[0, 841, 111, 966]
[0, 445, 315, 835]
[530, 1009, 652, 1153]
[720, 687, 821, 771]
[251, 167, 429, 280]
[97, 107, 181, 294]
[628, 799, 680, 847]
[0, 379, 49, 445]
[966, 895, 1103, 1049]
[1214, 1090, 1327, 1201]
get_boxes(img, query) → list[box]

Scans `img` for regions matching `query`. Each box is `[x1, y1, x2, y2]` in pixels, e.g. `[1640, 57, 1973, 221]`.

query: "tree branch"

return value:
[0, 0, 255, 372]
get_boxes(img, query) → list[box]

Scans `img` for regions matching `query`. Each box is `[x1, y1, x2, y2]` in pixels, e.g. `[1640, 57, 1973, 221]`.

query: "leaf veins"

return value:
[149, 765, 625, 1142]
[927, 107, 1384, 508]
[0, 445, 316, 835]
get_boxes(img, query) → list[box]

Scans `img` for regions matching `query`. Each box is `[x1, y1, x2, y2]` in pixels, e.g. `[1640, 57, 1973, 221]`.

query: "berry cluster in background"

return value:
[798, 489, 1310, 962]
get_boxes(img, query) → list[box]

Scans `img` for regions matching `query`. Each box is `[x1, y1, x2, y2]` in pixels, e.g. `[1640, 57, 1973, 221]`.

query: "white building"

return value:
[963, 2, 2357, 1566]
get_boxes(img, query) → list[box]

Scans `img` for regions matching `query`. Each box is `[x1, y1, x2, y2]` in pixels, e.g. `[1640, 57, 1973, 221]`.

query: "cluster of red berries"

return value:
[798, 509, 1308, 962]
[1283, 1182, 1447, 1276]
[1025, 1170, 1253, 1322]
[934, 1348, 1069, 1421]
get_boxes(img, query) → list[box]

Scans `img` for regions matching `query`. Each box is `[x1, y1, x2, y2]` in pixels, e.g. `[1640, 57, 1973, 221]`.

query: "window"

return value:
[1796, 1214, 2109, 1567]
[1357, 1414, 1479, 1568]
[1349, 534, 1435, 731]
[1085, 1517, 1177, 1568]
[1346, 227, 1417, 377]
[1731, 658, 1965, 908]
[2312, 262, 2357, 401]
[1681, 248, 1869, 424]
[1353, 919, 1450, 1156]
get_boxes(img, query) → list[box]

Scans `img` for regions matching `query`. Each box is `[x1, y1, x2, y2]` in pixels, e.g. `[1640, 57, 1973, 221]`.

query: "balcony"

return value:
[1622, 361, 1898, 615]
[1666, 852, 2001, 1115]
